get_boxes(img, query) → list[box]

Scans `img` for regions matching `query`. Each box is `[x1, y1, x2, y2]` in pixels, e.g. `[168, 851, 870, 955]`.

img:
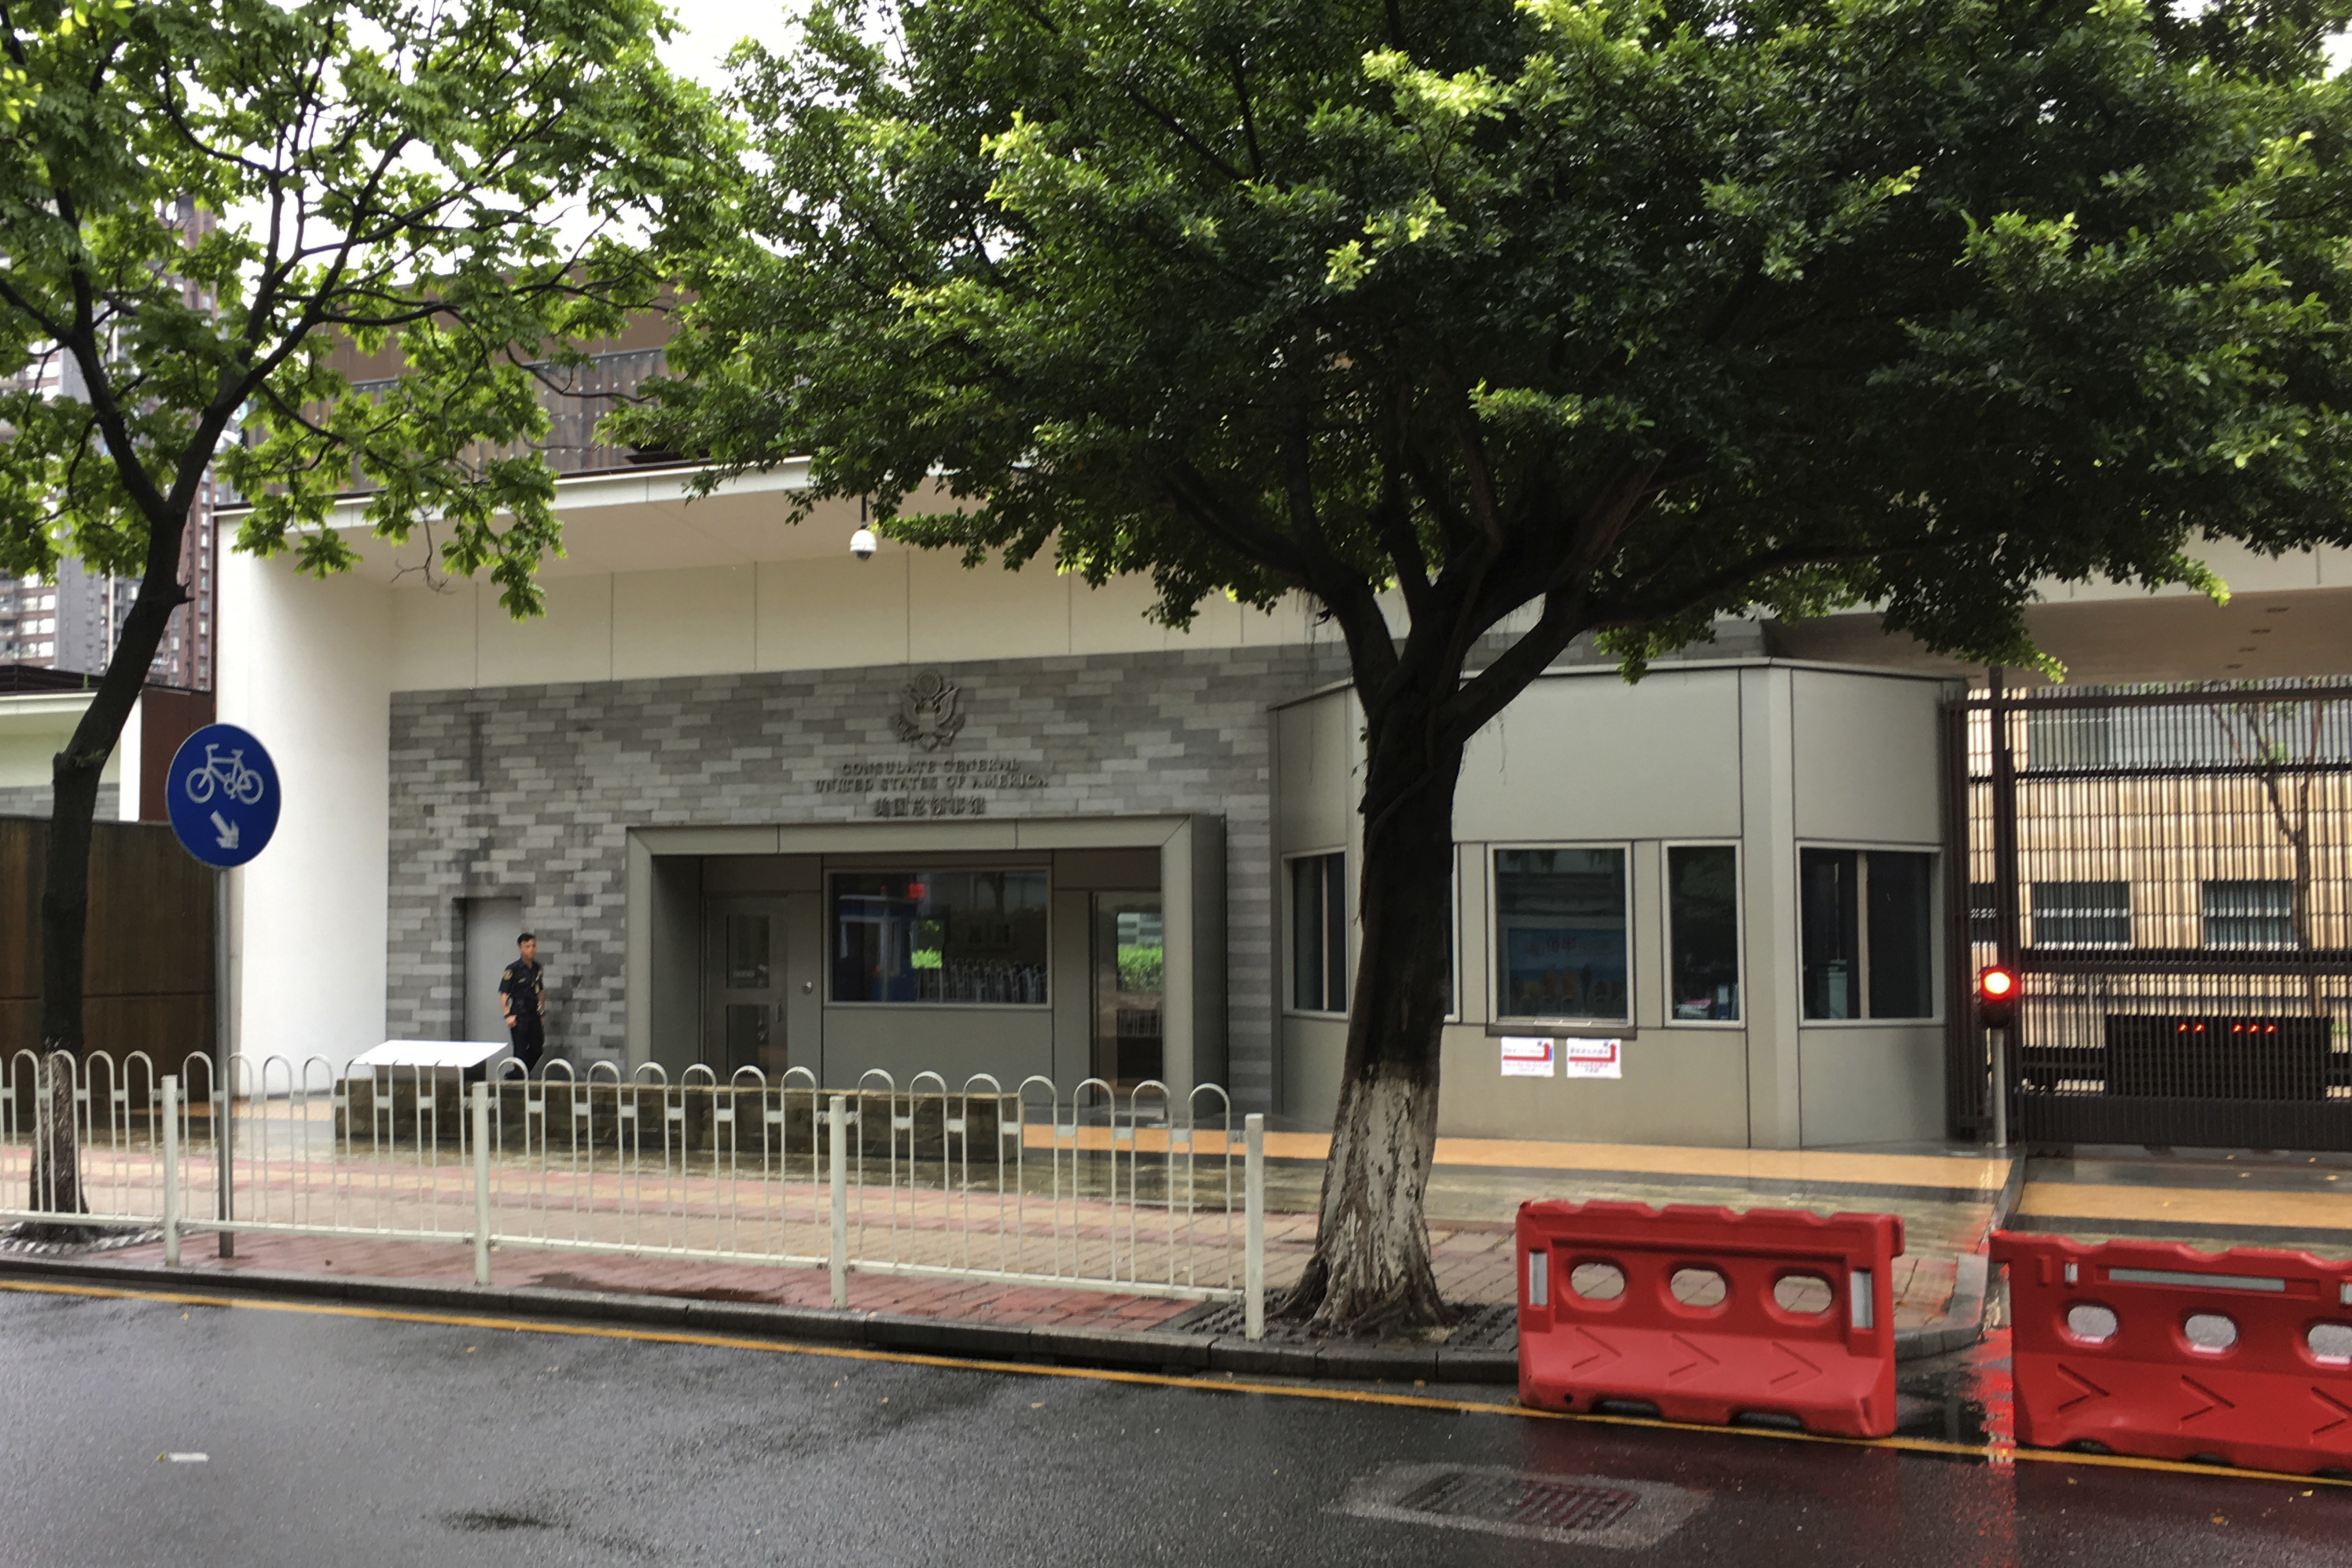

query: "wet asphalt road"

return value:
[3, 1286, 2348, 1567]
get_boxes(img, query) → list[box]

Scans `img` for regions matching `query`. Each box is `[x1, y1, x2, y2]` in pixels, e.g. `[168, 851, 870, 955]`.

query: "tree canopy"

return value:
[0, 0, 726, 617]
[633, 0, 2352, 687]
[628, 0, 2352, 1329]
[0, 0, 726, 1200]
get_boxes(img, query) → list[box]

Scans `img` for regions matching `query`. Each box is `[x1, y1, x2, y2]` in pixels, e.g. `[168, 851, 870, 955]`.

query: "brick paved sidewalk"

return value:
[85, 1210, 1965, 1339]
[11, 1131, 2003, 1342]
[99, 1232, 1207, 1332]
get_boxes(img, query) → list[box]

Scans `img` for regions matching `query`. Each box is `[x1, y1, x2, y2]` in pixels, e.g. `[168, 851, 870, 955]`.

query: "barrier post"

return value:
[160, 1075, 181, 1268]
[828, 1095, 849, 1310]
[471, 1083, 491, 1287]
[1244, 1113, 1265, 1341]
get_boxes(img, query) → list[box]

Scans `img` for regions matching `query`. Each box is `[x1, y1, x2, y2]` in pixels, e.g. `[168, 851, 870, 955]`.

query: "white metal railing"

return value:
[0, 1051, 1265, 1336]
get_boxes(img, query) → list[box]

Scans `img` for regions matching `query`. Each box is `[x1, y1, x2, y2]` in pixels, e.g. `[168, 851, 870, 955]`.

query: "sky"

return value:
[649, 2, 2352, 90]
[654, 0, 800, 89]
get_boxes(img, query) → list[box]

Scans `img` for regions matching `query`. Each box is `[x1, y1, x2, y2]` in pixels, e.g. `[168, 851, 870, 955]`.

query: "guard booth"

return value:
[1950, 678, 2352, 1151]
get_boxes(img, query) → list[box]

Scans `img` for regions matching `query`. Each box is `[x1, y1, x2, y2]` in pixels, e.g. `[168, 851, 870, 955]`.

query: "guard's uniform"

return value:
[499, 958, 546, 1072]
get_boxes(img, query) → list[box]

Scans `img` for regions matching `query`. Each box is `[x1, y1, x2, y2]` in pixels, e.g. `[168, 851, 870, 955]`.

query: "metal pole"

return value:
[472, 1083, 492, 1287]
[215, 867, 234, 1259]
[1244, 1112, 1265, 1342]
[1990, 1025, 2010, 1151]
[828, 1095, 849, 1310]
[161, 1075, 181, 1267]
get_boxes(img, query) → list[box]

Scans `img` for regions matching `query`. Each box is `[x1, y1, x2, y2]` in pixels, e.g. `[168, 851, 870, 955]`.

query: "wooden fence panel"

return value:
[0, 815, 213, 1062]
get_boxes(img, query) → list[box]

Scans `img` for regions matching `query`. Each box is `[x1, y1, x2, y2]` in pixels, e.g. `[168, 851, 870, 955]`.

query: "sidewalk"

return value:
[2007, 1146, 2352, 1257]
[0, 1134, 2012, 1380]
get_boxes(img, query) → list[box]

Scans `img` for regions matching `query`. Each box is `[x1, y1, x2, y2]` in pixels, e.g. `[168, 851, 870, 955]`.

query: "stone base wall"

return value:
[386, 643, 1340, 1108]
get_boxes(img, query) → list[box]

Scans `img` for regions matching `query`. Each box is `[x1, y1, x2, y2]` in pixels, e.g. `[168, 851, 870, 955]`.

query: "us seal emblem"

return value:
[891, 669, 967, 751]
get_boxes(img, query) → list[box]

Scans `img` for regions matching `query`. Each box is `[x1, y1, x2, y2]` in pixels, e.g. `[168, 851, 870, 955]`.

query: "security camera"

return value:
[850, 527, 877, 561]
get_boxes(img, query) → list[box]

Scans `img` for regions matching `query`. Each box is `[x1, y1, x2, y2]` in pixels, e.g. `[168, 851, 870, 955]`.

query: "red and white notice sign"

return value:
[1498, 1036, 1556, 1077]
[1563, 1038, 1623, 1079]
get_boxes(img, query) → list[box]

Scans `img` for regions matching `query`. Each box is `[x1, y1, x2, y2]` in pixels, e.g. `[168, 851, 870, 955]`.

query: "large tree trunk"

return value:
[24, 525, 191, 1241]
[28, 1051, 86, 1221]
[1281, 692, 1466, 1335]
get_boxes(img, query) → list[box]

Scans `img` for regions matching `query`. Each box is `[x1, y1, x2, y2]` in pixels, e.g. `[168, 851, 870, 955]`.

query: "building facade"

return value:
[200, 437, 2352, 1148]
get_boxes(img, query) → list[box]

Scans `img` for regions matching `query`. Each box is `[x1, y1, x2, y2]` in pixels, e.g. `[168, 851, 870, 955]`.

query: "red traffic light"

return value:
[1977, 965, 2018, 1029]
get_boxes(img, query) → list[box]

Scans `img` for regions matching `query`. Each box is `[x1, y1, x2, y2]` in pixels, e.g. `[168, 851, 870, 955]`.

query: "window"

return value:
[2026, 706, 2114, 769]
[2204, 880, 2293, 949]
[1289, 852, 1348, 1013]
[1968, 882, 2000, 946]
[829, 869, 1049, 1004]
[2031, 881, 2130, 948]
[1494, 847, 1629, 1023]
[1667, 844, 1740, 1022]
[1800, 849, 1936, 1021]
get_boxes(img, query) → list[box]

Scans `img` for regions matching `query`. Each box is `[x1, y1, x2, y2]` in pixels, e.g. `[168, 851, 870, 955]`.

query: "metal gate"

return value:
[1947, 677, 2352, 1152]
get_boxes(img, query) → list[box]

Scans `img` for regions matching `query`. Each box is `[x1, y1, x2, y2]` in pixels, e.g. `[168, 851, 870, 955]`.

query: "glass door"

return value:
[1092, 893, 1164, 1089]
[705, 899, 788, 1078]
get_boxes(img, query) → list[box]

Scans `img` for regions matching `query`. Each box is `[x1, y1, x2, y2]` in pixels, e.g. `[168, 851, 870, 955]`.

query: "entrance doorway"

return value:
[1092, 893, 1164, 1089]
[462, 896, 524, 1044]
[705, 898, 788, 1078]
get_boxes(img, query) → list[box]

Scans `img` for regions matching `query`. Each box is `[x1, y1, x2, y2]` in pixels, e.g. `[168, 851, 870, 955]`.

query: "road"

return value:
[1, 1281, 2344, 1567]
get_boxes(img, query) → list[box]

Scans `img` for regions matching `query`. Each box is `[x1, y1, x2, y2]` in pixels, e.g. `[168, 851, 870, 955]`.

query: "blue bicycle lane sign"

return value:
[166, 723, 281, 870]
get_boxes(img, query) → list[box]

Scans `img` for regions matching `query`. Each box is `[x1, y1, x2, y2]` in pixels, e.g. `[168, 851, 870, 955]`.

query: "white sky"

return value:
[654, 0, 800, 89]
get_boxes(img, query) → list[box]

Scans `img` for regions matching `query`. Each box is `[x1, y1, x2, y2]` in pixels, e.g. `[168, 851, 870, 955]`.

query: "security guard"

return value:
[499, 932, 547, 1075]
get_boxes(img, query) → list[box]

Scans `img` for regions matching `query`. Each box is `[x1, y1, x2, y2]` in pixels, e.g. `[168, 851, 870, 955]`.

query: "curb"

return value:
[0, 1253, 1521, 1386]
[1882, 1152, 2028, 1361]
[0, 1248, 1991, 1376]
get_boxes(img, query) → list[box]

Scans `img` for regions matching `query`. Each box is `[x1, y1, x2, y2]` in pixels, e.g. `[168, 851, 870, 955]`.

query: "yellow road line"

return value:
[5, 1276, 2342, 1490]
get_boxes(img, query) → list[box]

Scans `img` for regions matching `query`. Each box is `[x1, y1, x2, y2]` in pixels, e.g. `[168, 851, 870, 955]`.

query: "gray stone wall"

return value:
[0, 783, 119, 820]
[386, 643, 1343, 1107]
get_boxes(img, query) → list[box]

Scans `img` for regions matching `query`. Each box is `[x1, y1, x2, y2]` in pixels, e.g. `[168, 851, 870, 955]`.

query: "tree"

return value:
[2209, 686, 2345, 1007]
[623, 0, 2352, 1330]
[0, 0, 724, 1230]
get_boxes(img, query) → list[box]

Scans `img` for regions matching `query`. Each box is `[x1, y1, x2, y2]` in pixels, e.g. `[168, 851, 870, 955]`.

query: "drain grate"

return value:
[1336, 1463, 1704, 1550]
[1394, 1471, 1639, 1533]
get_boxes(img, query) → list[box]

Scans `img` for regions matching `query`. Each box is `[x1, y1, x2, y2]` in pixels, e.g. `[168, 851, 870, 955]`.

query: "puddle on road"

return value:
[1892, 1329, 2013, 1449]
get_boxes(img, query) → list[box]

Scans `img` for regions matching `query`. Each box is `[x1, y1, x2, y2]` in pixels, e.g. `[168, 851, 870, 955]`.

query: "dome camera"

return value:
[850, 527, 878, 561]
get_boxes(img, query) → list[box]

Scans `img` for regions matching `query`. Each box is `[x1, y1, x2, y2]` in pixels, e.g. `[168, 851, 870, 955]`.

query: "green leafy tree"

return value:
[0, 0, 724, 1227]
[625, 0, 2352, 1329]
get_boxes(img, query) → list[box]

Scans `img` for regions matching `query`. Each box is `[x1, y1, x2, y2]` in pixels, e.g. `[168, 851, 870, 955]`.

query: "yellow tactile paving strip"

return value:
[2016, 1182, 2352, 1230]
[1245, 1133, 2004, 1193]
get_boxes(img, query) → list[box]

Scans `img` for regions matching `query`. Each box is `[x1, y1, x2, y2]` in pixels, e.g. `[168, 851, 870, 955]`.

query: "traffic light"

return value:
[1977, 965, 2018, 1031]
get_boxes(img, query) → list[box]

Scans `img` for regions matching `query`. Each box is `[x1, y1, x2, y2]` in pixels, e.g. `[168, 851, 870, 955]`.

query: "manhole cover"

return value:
[1398, 1470, 1638, 1531]
[1336, 1463, 1704, 1549]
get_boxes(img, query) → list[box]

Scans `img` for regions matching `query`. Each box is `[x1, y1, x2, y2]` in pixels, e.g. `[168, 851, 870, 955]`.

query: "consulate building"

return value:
[155, 350, 2352, 1152]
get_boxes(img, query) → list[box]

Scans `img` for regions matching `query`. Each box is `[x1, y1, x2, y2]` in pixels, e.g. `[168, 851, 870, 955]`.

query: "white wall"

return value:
[0, 692, 130, 804]
[387, 549, 1324, 693]
[215, 552, 393, 1072]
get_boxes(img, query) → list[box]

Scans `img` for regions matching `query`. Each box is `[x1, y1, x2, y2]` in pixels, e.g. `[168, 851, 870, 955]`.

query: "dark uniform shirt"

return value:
[499, 959, 545, 1044]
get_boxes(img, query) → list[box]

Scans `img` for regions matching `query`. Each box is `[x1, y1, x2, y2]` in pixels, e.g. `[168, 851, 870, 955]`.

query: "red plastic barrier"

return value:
[1516, 1201, 1903, 1438]
[1991, 1230, 2352, 1475]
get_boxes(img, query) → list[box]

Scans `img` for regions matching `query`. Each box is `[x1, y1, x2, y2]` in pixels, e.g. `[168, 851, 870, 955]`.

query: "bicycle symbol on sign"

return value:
[183, 744, 267, 807]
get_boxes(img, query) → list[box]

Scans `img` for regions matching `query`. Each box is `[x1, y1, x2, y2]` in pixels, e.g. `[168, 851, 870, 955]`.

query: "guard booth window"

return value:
[1667, 844, 1740, 1022]
[1289, 852, 1348, 1013]
[1493, 846, 1630, 1023]
[1800, 849, 1934, 1021]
